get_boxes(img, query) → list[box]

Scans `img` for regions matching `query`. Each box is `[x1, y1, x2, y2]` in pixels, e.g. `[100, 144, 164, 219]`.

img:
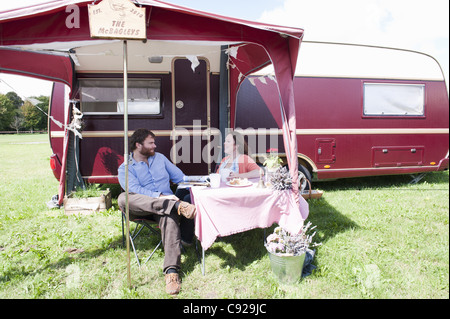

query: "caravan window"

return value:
[363, 83, 425, 117]
[80, 79, 161, 115]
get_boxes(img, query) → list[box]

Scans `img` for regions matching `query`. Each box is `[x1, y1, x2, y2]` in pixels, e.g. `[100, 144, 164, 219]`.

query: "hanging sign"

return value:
[88, 0, 146, 40]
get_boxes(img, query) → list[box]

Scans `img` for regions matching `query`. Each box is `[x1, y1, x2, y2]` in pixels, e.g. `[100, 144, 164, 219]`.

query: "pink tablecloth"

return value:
[191, 181, 309, 250]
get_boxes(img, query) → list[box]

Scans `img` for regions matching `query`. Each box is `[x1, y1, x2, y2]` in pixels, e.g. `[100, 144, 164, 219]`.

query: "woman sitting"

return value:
[217, 131, 261, 179]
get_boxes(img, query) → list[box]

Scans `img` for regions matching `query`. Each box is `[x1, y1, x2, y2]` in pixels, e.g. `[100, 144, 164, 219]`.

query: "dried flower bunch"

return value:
[265, 222, 321, 256]
[269, 166, 292, 191]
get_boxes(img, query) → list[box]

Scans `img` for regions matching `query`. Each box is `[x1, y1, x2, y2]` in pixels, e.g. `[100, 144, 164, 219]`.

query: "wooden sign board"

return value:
[88, 0, 146, 40]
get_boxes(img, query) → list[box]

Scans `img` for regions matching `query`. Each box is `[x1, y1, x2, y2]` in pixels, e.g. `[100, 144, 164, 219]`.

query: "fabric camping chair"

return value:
[121, 209, 162, 267]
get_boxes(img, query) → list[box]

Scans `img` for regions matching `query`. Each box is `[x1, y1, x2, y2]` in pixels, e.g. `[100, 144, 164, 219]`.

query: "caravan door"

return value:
[172, 57, 211, 174]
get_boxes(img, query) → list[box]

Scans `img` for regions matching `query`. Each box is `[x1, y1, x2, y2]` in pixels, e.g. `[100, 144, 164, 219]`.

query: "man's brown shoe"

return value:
[177, 201, 196, 219]
[165, 273, 181, 295]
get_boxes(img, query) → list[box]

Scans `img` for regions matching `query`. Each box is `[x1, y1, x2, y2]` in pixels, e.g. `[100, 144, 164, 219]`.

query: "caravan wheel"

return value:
[298, 164, 312, 191]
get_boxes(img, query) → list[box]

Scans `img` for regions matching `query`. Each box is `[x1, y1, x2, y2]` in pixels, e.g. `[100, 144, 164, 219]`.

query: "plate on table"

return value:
[226, 179, 253, 187]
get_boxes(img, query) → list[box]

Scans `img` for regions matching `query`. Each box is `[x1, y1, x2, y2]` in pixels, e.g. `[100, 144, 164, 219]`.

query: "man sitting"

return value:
[118, 128, 195, 295]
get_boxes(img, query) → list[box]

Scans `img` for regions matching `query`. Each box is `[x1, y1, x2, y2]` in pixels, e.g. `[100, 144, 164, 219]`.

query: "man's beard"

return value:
[140, 146, 155, 157]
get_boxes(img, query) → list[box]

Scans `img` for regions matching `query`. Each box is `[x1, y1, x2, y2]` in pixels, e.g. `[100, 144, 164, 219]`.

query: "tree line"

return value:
[0, 91, 49, 133]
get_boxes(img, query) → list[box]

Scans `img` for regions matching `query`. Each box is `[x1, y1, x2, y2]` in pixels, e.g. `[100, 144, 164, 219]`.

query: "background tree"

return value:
[0, 94, 15, 131]
[10, 115, 24, 133]
[5, 91, 23, 110]
[1, 91, 49, 132]
[18, 96, 50, 132]
[34, 95, 49, 130]
[20, 100, 41, 133]
[5, 92, 24, 132]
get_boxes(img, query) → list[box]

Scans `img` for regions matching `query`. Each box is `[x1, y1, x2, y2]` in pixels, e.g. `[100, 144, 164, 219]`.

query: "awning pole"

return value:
[123, 39, 131, 288]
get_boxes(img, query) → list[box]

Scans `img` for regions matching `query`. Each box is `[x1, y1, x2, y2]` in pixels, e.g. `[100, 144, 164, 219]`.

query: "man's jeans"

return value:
[118, 192, 181, 273]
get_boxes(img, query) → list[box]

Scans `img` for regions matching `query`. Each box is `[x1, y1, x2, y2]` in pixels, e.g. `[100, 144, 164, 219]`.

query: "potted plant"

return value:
[265, 222, 321, 284]
[263, 148, 283, 169]
[63, 185, 112, 215]
[263, 148, 283, 186]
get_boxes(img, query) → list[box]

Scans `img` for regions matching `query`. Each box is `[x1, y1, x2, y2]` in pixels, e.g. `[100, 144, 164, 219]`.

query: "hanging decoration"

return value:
[186, 55, 200, 72]
[223, 44, 277, 86]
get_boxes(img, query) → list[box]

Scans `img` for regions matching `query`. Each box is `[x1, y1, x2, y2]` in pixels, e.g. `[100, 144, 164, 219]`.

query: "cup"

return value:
[209, 173, 221, 188]
[219, 168, 232, 182]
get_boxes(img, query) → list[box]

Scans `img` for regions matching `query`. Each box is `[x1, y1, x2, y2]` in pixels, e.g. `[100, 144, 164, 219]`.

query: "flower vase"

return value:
[268, 250, 306, 284]
[264, 167, 278, 187]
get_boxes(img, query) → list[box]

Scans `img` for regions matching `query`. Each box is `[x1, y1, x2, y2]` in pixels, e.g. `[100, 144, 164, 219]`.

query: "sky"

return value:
[0, 0, 448, 98]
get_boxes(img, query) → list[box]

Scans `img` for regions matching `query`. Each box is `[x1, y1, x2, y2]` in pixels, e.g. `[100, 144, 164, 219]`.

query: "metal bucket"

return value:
[268, 251, 306, 284]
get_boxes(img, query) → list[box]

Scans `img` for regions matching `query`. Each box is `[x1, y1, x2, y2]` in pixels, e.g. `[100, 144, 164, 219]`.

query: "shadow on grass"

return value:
[198, 196, 358, 272]
[307, 198, 359, 243]
[204, 228, 268, 271]
[0, 201, 357, 290]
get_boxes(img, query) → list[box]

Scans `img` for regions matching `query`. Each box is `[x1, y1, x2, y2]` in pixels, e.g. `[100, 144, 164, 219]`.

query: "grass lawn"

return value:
[0, 133, 448, 299]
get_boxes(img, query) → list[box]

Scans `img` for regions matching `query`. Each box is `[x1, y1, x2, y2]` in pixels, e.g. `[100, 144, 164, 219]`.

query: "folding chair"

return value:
[121, 209, 162, 267]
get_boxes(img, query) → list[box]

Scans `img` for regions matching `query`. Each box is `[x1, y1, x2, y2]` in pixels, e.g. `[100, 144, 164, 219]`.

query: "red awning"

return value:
[0, 48, 73, 88]
[0, 1, 302, 77]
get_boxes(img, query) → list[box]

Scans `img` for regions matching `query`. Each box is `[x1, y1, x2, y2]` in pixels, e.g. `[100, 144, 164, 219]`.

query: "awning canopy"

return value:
[0, 0, 303, 197]
[0, 47, 74, 86]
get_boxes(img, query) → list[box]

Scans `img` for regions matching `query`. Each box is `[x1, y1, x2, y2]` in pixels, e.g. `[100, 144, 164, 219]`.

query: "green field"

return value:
[0, 133, 448, 299]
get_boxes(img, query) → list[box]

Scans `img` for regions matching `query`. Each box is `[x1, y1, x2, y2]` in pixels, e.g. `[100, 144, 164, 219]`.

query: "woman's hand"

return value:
[228, 171, 239, 179]
[229, 169, 260, 179]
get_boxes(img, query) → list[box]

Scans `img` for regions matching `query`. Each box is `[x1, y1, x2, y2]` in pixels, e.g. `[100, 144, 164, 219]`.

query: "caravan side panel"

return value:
[235, 44, 449, 181]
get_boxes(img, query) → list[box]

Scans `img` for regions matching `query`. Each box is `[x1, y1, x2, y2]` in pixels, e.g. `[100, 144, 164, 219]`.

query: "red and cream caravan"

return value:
[235, 42, 449, 182]
[0, 0, 303, 204]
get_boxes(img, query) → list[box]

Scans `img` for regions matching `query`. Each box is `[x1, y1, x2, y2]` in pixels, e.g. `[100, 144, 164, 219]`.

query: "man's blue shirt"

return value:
[118, 152, 185, 198]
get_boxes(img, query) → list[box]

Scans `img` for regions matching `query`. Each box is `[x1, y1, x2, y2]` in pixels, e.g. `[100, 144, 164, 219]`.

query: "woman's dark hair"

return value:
[130, 128, 155, 151]
[228, 130, 250, 155]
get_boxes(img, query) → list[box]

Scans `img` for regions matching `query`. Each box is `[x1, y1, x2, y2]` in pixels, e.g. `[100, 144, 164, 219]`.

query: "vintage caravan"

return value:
[48, 41, 449, 189]
[235, 42, 449, 183]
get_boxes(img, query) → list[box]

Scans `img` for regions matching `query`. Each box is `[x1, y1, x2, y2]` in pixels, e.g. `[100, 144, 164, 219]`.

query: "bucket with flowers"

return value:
[265, 222, 320, 284]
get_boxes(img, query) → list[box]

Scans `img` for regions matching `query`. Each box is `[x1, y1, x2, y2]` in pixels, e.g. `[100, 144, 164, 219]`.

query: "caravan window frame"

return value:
[79, 78, 163, 117]
[362, 81, 426, 119]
